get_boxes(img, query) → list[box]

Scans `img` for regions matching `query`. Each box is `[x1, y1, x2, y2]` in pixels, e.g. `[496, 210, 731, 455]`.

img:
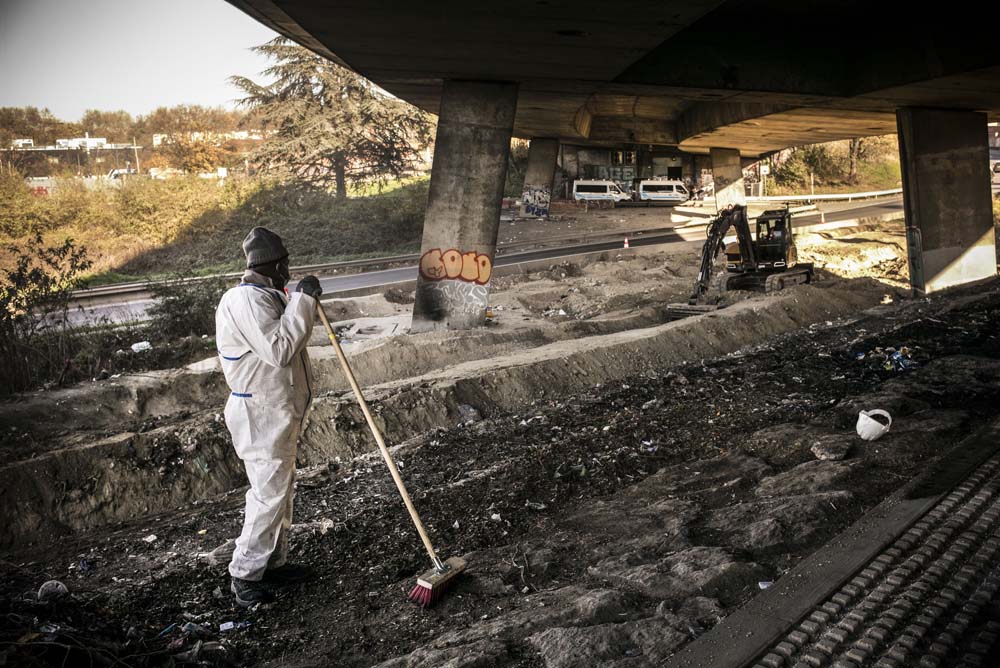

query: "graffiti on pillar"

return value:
[522, 185, 551, 217]
[419, 248, 493, 284]
[422, 280, 490, 316]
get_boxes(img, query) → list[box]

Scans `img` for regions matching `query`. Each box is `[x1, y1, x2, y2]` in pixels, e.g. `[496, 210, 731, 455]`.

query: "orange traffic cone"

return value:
[623, 237, 630, 249]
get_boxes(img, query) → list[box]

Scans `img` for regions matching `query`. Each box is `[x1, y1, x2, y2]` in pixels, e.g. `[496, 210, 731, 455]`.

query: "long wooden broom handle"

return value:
[315, 303, 444, 569]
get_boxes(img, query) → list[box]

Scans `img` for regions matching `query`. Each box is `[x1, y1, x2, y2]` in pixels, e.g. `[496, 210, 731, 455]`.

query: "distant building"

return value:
[990, 123, 1000, 149]
[152, 130, 265, 147]
[55, 135, 108, 150]
[11, 138, 33, 149]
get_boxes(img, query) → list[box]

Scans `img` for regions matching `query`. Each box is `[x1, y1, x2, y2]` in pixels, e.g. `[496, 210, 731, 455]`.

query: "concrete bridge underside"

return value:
[227, 0, 1000, 328]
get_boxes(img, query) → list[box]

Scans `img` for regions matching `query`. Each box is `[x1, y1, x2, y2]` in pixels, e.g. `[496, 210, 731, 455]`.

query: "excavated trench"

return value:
[1, 280, 887, 550]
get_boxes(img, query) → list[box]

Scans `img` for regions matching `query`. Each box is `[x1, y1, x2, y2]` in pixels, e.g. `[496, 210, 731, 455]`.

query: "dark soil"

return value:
[4, 284, 1000, 668]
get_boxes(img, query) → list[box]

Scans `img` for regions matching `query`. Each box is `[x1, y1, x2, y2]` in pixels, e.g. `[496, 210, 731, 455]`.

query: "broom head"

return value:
[407, 556, 467, 608]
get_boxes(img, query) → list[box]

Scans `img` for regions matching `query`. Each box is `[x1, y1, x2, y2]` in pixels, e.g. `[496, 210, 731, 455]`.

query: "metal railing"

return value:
[746, 187, 902, 202]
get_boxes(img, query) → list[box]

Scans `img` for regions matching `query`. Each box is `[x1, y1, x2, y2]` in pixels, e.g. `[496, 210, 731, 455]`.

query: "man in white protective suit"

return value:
[215, 227, 323, 607]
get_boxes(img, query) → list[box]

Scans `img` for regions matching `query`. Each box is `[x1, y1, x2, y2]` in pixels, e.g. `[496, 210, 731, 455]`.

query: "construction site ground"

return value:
[6, 217, 997, 667]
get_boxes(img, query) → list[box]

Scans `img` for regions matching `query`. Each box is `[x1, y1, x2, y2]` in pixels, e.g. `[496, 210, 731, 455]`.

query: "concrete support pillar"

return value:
[710, 147, 745, 211]
[897, 108, 997, 295]
[411, 80, 518, 332]
[520, 138, 559, 217]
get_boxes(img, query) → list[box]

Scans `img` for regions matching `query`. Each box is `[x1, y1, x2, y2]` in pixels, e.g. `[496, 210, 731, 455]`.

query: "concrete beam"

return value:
[521, 138, 559, 218]
[710, 147, 745, 211]
[587, 116, 678, 145]
[411, 81, 518, 332]
[897, 108, 997, 295]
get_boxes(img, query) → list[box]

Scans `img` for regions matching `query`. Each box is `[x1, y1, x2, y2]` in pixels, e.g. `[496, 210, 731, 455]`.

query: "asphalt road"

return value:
[71, 196, 905, 325]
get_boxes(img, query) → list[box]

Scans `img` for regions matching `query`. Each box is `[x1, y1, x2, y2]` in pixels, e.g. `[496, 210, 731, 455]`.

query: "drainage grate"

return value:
[751, 452, 1000, 668]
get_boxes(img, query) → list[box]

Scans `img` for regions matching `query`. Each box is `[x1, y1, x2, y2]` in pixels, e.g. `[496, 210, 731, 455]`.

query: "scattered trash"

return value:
[525, 501, 547, 511]
[854, 345, 919, 371]
[758, 581, 774, 590]
[130, 341, 153, 353]
[641, 398, 661, 410]
[142, 534, 158, 543]
[457, 404, 482, 424]
[452, 520, 460, 529]
[182, 621, 212, 638]
[856, 409, 892, 441]
[156, 622, 178, 638]
[490, 513, 502, 522]
[219, 621, 250, 633]
[182, 612, 211, 622]
[37, 580, 69, 602]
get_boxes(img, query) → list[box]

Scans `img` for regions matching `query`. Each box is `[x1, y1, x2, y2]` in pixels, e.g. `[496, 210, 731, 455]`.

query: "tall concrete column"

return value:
[411, 80, 518, 332]
[897, 108, 997, 295]
[710, 147, 746, 211]
[520, 138, 559, 217]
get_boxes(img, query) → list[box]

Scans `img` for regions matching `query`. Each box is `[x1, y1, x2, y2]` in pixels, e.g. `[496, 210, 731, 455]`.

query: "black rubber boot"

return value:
[230, 577, 274, 607]
[263, 562, 312, 586]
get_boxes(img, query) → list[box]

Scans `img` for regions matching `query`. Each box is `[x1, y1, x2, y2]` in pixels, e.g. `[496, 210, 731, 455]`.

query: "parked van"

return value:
[638, 179, 689, 204]
[573, 180, 630, 202]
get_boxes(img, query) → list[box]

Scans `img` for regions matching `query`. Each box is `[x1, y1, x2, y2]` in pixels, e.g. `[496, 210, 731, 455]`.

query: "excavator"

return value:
[687, 204, 813, 305]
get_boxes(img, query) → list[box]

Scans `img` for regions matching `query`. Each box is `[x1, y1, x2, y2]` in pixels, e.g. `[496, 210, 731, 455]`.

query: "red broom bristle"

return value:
[408, 583, 433, 607]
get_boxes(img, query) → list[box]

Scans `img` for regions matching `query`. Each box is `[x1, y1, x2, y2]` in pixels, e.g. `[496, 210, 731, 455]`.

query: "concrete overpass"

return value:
[227, 0, 1000, 329]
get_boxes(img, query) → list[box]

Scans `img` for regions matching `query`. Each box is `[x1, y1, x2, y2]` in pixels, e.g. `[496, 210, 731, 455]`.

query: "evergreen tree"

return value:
[230, 37, 433, 197]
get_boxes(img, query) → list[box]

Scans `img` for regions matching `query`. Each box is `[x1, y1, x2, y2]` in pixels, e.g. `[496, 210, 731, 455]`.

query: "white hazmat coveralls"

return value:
[215, 269, 316, 581]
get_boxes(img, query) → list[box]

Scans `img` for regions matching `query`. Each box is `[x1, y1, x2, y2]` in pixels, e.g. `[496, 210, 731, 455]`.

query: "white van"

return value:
[638, 179, 689, 204]
[573, 180, 630, 202]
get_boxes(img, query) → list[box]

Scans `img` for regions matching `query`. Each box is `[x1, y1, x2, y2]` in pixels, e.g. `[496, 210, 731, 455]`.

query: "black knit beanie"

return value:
[242, 227, 288, 267]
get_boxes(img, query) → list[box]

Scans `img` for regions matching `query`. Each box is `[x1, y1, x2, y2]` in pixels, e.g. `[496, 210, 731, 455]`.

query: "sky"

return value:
[0, 0, 280, 122]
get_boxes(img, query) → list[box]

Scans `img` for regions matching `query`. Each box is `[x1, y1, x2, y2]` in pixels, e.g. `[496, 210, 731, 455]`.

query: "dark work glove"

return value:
[296, 275, 322, 299]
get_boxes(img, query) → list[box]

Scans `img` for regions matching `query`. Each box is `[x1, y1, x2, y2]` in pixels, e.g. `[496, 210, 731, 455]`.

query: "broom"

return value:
[315, 303, 466, 607]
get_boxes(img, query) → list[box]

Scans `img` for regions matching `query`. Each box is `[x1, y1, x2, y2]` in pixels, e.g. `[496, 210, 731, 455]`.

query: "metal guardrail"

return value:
[71, 252, 423, 300]
[747, 188, 903, 202]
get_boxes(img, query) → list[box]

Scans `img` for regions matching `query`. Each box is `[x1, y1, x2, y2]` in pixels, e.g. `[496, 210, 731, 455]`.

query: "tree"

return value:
[164, 134, 226, 173]
[80, 109, 134, 143]
[230, 37, 433, 197]
[0, 107, 80, 147]
[848, 138, 864, 184]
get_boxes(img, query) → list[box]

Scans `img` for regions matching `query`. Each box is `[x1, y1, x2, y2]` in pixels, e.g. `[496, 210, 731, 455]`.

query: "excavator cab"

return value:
[726, 209, 797, 273]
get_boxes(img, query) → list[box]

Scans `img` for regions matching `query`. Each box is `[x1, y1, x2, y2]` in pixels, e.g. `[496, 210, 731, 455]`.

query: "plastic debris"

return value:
[457, 404, 482, 424]
[156, 623, 178, 638]
[37, 580, 69, 602]
[856, 409, 892, 441]
[182, 622, 212, 638]
[490, 513, 502, 522]
[525, 501, 547, 511]
[855, 345, 919, 371]
[130, 341, 153, 353]
[758, 581, 774, 590]
[142, 534, 158, 543]
[219, 621, 250, 633]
